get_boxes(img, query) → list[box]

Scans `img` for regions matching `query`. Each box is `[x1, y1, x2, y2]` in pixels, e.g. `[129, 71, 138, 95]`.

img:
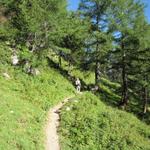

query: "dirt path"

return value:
[45, 96, 74, 150]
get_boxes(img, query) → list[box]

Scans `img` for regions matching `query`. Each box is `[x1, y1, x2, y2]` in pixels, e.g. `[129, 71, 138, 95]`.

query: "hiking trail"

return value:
[45, 96, 74, 150]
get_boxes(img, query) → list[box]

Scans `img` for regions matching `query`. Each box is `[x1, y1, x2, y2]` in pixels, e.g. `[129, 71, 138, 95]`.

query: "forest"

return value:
[0, 0, 150, 149]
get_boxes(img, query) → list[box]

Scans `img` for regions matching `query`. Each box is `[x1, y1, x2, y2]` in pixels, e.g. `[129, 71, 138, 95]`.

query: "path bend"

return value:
[45, 96, 74, 150]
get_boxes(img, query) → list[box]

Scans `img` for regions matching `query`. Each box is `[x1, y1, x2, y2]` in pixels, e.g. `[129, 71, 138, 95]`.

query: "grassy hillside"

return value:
[59, 92, 150, 150]
[1, 43, 149, 150]
[0, 56, 75, 149]
[49, 53, 150, 123]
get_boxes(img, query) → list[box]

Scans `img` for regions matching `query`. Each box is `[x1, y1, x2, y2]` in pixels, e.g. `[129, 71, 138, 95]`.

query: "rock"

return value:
[11, 55, 19, 65]
[23, 61, 31, 73]
[74, 100, 78, 103]
[3, 72, 11, 79]
[91, 85, 99, 92]
[66, 107, 71, 111]
[30, 68, 40, 76]
[34, 68, 40, 75]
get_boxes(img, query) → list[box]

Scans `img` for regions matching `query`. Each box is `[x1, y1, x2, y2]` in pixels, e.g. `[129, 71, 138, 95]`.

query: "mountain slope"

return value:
[0, 64, 75, 150]
[59, 92, 150, 150]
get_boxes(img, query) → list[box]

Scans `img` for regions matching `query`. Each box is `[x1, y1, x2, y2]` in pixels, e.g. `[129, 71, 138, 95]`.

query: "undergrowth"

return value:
[59, 92, 150, 150]
[0, 43, 75, 149]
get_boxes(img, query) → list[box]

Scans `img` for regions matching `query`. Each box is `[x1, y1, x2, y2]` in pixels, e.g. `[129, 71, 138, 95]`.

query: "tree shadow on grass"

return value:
[47, 57, 150, 125]
[47, 57, 89, 91]
[47, 57, 121, 106]
[128, 97, 150, 125]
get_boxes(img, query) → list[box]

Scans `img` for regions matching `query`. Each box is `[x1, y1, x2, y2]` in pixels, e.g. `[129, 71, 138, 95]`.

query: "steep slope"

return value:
[0, 64, 75, 150]
[59, 92, 150, 150]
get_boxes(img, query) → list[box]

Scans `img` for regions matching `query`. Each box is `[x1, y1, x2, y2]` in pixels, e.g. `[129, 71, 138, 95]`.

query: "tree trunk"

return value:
[58, 51, 62, 67]
[143, 87, 148, 114]
[68, 59, 72, 75]
[95, 15, 100, 85]
[95, 60, 100, 85]
[121, 60, 128, 109]
[120, 41, 128, 109]
[58, 56, 62, 67]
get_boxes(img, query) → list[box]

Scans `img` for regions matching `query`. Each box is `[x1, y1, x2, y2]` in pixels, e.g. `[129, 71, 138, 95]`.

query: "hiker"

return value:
[75, 78, 81, 92]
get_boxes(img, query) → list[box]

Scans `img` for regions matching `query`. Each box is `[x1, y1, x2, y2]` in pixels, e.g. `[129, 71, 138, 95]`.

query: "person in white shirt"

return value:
[75, 78, 81, 92]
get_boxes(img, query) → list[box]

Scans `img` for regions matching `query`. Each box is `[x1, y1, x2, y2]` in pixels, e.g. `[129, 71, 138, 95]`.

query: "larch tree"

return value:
[0, 0, 67, 50]
[79, 0, 112, 85]
[108, 0, 147, 109]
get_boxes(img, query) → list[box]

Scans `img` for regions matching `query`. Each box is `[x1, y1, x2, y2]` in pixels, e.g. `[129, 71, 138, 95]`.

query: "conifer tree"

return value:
[0, 0, 67, 50]
[108, 0, 148, 108]
[79, 0, 112, 85]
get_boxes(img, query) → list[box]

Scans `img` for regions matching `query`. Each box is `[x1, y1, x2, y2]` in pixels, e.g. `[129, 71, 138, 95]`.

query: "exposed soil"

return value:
[45, 96, 73, 150]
